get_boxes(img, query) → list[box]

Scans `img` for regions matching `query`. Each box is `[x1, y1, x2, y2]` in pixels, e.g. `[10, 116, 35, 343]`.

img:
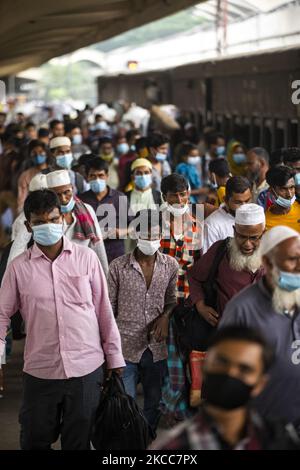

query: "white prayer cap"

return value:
[47, 170, 71, 188]
[29, 174, 48, 192]
[260, 226, 300, 256]
[235, 203, 265, 226]
[49, 136, 71, 149]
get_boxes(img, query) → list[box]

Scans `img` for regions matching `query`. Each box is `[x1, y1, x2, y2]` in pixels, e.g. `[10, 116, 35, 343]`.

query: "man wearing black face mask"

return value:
[152, 326, 300, 450]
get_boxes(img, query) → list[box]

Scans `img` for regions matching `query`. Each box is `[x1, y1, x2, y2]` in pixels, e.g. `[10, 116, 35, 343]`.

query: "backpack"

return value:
[173, 238, 229, 353]
[90, 372, 154, 450]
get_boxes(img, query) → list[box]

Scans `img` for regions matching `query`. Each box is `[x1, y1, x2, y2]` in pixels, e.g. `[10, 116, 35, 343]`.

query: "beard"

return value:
[271, 266, 300, 315]
[228, 238, 262, 273]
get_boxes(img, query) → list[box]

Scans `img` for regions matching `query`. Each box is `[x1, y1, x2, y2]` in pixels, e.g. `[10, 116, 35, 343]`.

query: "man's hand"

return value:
[106, 368, 124, 379]
[196, 301, 219, 327]
[152, 315, 169, 342]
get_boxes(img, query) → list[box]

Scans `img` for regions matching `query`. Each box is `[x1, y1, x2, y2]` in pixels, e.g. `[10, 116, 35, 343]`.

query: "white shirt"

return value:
[203, 204, 234, 254]
[8, 204, 109, 276]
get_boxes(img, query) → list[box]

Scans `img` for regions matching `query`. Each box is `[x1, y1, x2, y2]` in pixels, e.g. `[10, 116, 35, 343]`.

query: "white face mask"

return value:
[187, 156, 201, 165]
[166, 203, 189, 217]
[137, 239, 161, 256]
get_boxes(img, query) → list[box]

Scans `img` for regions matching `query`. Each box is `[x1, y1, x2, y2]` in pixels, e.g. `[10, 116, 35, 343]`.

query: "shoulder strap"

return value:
[206, 237, 229, 285]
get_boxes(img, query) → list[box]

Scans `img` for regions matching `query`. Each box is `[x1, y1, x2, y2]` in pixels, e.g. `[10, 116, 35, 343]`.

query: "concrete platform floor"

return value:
[0, 340, 167, 450]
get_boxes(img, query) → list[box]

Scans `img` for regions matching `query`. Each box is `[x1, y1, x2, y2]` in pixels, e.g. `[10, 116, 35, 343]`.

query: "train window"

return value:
[262, 119, 272, 150]
[252, 117, 261, 147]
[288, 119, 298, 147]
[275, 119, 285, 149]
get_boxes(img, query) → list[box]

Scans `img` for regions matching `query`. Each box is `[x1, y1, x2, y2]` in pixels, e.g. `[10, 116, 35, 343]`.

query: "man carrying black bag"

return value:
[91, 372, 153, 450]
[186, 204, 265, 405]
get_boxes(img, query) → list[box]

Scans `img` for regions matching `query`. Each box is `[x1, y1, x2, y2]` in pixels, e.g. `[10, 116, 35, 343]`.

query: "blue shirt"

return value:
[176, 163, 201, 204]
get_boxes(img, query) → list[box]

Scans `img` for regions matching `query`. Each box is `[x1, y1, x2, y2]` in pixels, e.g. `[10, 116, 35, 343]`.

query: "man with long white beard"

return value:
[219, 225, 300, 431]
[188, 203, 265, 327]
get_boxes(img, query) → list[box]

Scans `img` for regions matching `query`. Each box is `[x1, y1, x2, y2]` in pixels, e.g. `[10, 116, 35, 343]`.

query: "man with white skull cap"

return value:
[49, 136, 89, 195]
[8, 174, 49, 265]
[219, 225, 300, 430]
[189, 203, 265, 327]
[46, 170, 108, 276]
[186, 203, 265, 407]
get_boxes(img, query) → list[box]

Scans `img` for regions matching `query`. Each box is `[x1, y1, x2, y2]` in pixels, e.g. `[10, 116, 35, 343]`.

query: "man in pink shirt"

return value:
[0, 189, 125, 450]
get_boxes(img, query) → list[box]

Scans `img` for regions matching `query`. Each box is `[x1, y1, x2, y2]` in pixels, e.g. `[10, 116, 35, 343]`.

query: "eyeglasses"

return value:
[234, 230, 264, 243]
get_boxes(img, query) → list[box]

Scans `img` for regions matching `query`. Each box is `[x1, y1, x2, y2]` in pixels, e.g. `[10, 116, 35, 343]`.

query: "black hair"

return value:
[64, 120, 80, 134]
[126, 129, 139, 142]
[209, 158, 230, 177]
[25, 121, 36, 129]
[135, 137, 148, 152]
[179, 141, 198, 159]
[266, 165, 295, 188]
[282, 147, 300, 164]
[206, 132, 225, 147]
[98, 137, 112, 146]
[207, 326, 274, 373]
[38, 128, 50, 138]
[49, 119, 63, 130]
[24, 189, 61, 221]
[249, 147, 270, 165]
[28, 139, 47, 155]
[87, 157, 109, 174]
[147, 132, 169, 149]
[225, 176, 251, 199]
[161, 173, 189, 195]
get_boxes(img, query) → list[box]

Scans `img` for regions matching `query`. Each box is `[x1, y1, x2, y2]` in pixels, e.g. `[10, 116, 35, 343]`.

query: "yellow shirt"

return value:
[214, 186, 226, 207]
[265, 203, 300, 232]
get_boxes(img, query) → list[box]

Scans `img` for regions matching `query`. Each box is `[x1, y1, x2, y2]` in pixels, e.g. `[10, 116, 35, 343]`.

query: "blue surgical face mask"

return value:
[131, 144, 136, 152]
[187, 156, 201, 165]
[156, 152, 167, 162]
[295, 173, 300, 186]
[60, 197, 75, 213]
[32, 223, 64, 246]
[278, 271, 300, 292]
[211, 182, 218, 189]
[72, 134, 82, 145]
[89, 178, 107, 193]
[56, 153, 73, 169]
[34, 154, 47, 165]
[216, 146, 225, 157]
[117, 143, 129, 155]
[275, 194, 296, 209]
[135, 174, 152, 190]
[233, 153, 246, 165]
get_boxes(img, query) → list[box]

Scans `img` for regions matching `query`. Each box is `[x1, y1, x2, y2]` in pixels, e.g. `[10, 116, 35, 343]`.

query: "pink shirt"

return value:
[0, 236, 125, 379]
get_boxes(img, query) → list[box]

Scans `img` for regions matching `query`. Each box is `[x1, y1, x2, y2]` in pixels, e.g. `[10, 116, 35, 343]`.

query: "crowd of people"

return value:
[0, 106, 300, 450]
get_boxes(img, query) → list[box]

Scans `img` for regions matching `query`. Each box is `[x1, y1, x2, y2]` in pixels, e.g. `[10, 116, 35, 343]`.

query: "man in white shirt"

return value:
[203, 176, 252, 253]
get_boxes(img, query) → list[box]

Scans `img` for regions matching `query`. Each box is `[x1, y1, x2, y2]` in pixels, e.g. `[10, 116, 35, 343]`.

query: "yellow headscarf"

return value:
[227, 140, 247, 177]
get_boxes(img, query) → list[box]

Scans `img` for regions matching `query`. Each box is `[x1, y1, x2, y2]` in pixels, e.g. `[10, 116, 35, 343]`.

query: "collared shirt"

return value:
[265, 202, 300, 232]
[151, 407, 264, 450]
[80, 187, 125, 264]
[252, 180, 269, 203]
[0, 236, 125, 379]
[188, 239, 264, 316]
[160, 213, 202, 302]
[219, 278, 300, 425]
[203, 204, 234, 254]
[108, 250, 178, 363]
[152, 160, 172, 192]
[7, 203, 109, 276]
